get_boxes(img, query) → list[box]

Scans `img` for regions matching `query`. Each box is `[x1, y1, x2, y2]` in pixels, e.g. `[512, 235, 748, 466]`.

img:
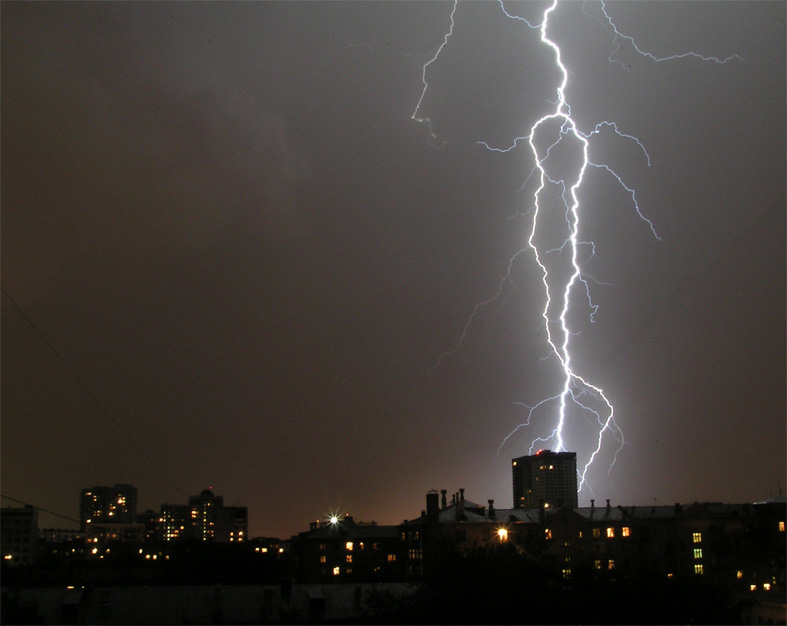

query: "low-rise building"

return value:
[290, 514, 399, 583]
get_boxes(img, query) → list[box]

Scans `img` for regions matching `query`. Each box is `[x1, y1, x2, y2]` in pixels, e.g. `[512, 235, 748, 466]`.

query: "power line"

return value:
[1, 285, 183, 494]
[1, 494, 80, 524]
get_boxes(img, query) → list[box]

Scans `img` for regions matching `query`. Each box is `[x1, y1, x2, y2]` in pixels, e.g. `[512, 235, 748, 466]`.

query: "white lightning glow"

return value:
[414, 1, 741, 493]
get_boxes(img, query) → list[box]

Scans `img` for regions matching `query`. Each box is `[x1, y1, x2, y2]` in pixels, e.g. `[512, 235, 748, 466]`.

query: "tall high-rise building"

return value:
[512, 450, 578, 509]
[79, 484, 137, 530]
[161, 489, 248, 542]
[1, 505, 39, 566]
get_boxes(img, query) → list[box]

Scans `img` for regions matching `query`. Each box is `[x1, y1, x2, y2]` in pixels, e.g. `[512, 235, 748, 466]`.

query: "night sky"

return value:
[2, 1, 784, 540]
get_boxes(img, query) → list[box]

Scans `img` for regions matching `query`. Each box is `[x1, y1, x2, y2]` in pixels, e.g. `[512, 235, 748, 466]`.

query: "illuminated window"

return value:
[750, 584, 756, 591]
[763, 583, 771, 591]
[359, 542, 364, 550]
[737, 570, 744, 580]
[564, 555, 571, 563]
[693, 548, 702, 559]
[332, 567, 340, 576]
[621, 527, 630, 537]
[779, 521, 785, 532]
[562, 568, 571, 579]
[319, 555, 326, 564]
[545, 528, 552, 540]
[346, 555, 352, 563]
[319, 543, 327, 551]
[694, 564, 704, 575]
[606, 528, 614, 538]
[387, 554, 396, 562]
[592, 528, 601, 539]
[608, 559, 615, 570]
[594, 559, 602, 570]
[345, 542, 353, 551]
[497, 528, 508, 542]
[692, 532, 702, 543]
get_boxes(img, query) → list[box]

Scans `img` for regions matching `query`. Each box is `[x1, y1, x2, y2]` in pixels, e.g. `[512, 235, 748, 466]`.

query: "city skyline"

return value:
[2, 1, 785, 540]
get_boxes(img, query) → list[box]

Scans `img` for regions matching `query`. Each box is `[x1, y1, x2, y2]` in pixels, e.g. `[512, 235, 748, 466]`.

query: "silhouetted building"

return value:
[399, 489, 542, 578]
[2, 505, 39, 566]
[400, 488, 786, 594]
[160, 489, 248, 542]
[79, 484, 137, 531]
[538, 497, 786, 589]
[512, 450, 578, 509]
[290, 514, 399, 583]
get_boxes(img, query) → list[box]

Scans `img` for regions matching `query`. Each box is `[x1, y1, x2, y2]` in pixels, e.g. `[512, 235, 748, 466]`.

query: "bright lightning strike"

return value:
[414, 1, 741, 495]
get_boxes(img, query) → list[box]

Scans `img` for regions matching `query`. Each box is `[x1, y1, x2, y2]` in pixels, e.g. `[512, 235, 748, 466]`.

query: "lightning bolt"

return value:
[411, 0, 458, 145]
[414, 1, 741, 494]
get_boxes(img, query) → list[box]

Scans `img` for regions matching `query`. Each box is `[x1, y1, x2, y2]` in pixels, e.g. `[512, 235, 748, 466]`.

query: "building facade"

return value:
[1, 505, 39, 566]
[397, 488, 786, 596]
[289, 514, 399, 583]
[79, 484, 137, 531]
[512, 450, 578, 509]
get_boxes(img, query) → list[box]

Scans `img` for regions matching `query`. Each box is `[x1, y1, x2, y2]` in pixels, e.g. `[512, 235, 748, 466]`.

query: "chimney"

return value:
[488, 499, 495, 520]
[674, 502, 682, 514]
[441, 490, 448, 509]
[456, 489, 466, 521]
[590, 499, 595, 515]
[605, 499, 611, 516]
[426, 490, 439, 521]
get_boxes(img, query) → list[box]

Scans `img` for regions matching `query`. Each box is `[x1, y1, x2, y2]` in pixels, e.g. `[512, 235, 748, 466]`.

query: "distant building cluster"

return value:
[1, 451, 785, 608]
[160, 489, 248, 543]
[2, 485, 249, 567]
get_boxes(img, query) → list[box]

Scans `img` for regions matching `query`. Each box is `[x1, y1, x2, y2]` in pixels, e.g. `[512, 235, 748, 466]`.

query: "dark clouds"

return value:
[2, 1, 784, 538]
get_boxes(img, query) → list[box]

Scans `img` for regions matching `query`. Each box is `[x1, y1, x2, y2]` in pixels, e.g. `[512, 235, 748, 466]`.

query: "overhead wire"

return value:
[2, 285, 183, 494]
[1, 494, 81, 524]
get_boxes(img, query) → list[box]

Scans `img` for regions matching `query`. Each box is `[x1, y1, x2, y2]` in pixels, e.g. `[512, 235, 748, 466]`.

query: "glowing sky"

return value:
[2, 1, 784, 539]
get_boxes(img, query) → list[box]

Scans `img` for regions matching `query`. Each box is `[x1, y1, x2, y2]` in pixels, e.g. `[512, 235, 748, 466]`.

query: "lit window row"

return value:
[590, 526, 630, 539]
